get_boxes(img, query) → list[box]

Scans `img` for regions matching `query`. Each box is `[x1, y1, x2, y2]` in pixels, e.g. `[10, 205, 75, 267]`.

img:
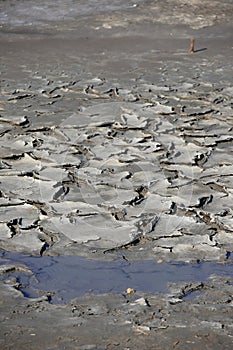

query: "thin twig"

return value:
[189, 37, 195, 54]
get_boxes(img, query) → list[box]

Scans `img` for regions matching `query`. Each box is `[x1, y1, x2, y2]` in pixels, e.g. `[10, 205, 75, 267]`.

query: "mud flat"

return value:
[1, 0, 233, 349]
[1, 264, 233, 350]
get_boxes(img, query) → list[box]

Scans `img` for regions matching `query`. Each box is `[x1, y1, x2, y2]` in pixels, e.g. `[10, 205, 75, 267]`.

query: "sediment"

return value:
[0, 1, 233, 349]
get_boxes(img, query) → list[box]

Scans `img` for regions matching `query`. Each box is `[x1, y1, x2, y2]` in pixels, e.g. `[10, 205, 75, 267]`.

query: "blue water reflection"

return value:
[0, 250, 232, 303]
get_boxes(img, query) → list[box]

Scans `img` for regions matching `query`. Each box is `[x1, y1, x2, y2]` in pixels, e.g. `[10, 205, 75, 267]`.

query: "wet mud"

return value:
[1, 250, 233, 303]
[1, 0, 233, 349]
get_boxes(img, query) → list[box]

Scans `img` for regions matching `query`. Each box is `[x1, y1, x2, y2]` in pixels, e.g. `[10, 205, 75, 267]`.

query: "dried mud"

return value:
[0, 0, 233, 349]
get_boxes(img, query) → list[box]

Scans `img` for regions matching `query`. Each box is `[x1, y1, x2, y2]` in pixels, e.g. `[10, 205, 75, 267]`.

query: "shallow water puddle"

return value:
[0, 250, 232, 303]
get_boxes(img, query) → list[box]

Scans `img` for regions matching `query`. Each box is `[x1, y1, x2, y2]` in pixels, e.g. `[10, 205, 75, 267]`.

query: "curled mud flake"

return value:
[0, 204, 40, 229]
[133, 325, 150, 334]
[193, 152, 210, 166]
[168, 297, 183, 305]
[32, 138, 44, 148]
[131, 297, 151, 307]
[0, 223, 12, 239]
[167, 201, 177, 215]
[105, 87, 119, 98]
[8, 94, 34, 101]
[0, 160, 12, 170]
[0, 115, 30, 128]
[181, 282, 205, 299]
[136, 215, 159, 235]
[53, 185, 70, 201]
[120, 111, 147, 129]
[150, 102, 175, 115]
[192, 195, 213, 209]
[111, 208, 127, 221]
[124, 185, 149, 207]
[0, 263, 32, 275]
[204, 182, 228, 196]
[117, 89, 139, 102]
[1, 229, 45, 255]
[0, 264, 17, 274]
[4, 154, 42, 172]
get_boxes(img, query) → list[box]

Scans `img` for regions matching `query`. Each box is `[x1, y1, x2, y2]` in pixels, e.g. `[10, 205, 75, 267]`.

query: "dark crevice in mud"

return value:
[53, 185, 70, 201]
[0, 201, 25, 208]
[25, 200, 53, 216]
[110, 208, 127, 221]
[191, 194, 213, 209]
[3, 153, 25, 161]
[48, 81, 78, 95]
[39, 242, 50, 256]
[6, 219, 20, 237]
[18, 171, 40, 179]
[25, 126, 51, 133]
[180, 282, 206, 301]
[124, 185, 149, 207]
[1, 250, 232, 304]
[8, 94, 34, 101]
[194, 152, 210, 166]
[103, 236, 143, 253]
[166, 201, 177, 215]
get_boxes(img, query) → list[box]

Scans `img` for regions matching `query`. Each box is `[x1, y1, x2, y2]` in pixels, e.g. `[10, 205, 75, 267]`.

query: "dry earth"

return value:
[0, 0, 233, 349]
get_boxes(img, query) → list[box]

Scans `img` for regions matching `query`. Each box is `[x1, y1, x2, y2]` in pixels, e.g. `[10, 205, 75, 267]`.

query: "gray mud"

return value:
[1, 0, 233, 349]
[1, 35, 233, 262]
[1, 269, 233, 350]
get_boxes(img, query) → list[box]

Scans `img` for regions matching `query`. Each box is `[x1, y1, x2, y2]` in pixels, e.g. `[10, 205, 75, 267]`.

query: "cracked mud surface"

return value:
[1, 0, 233, 349]
[1, 35, 233, 262]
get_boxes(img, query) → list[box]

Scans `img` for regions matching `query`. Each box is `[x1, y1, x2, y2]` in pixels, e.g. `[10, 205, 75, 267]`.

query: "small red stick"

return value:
[189, 37, 195, 54]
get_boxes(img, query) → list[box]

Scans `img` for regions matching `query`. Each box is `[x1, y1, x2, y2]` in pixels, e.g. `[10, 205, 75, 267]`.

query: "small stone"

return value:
[133, 325, 150, 334]
[157, 259, 164, 264]
[126, 288, 135, 296]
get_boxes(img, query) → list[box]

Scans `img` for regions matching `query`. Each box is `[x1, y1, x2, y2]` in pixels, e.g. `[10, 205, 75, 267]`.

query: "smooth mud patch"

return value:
[0, 250, 232, 303]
